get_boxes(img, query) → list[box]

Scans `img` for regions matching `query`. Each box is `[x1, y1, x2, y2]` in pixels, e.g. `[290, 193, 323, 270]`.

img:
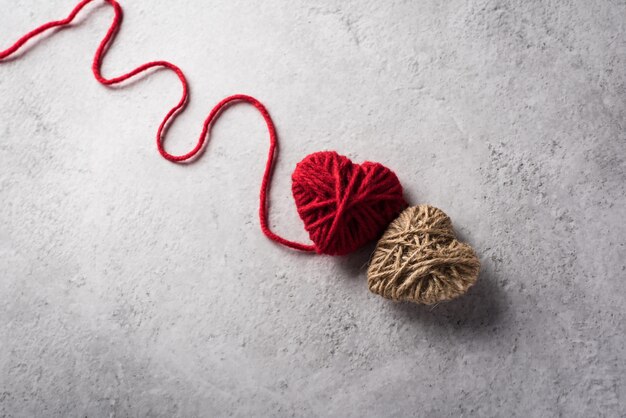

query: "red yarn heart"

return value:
[292, 151, 407, 255]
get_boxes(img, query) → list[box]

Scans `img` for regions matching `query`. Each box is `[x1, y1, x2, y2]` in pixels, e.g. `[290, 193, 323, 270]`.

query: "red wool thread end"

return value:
[0, 0, 408, 256]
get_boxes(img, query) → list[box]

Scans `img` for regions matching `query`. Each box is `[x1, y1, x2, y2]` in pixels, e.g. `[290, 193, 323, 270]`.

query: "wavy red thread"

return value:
[0, 0, 315, 252]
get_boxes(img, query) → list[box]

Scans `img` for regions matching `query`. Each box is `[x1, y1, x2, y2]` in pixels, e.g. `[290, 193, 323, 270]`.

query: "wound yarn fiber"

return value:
[368, 205, 480, 304]
[292, 151, 407, 255]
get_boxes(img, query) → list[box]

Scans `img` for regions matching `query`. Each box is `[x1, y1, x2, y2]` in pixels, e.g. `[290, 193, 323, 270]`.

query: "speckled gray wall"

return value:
[1, 0, 624, 416]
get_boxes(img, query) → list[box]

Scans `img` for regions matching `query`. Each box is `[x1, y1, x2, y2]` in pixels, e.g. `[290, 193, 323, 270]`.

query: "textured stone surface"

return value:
[1, 0, 625, 416]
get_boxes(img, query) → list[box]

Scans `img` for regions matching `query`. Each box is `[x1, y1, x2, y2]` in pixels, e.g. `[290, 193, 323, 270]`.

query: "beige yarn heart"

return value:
[367, 205, 480, 305]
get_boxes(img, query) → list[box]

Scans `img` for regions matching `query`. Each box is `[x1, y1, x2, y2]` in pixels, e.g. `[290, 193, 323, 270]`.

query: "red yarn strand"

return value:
[0, 0, 315, 253]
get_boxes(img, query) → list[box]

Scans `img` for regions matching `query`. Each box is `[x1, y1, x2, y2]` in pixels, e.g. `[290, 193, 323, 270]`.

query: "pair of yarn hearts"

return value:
[292, 151, 480, 304]
[0, 0, 479, 305]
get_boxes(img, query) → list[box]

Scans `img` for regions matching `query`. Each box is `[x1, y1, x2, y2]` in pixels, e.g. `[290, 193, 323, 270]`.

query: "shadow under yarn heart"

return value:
[292, 151, 407, 255]
[367, 205, 480, 304]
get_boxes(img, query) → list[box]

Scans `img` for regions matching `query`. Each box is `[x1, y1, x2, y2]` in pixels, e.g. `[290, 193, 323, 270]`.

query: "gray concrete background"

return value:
[1, 0, 625, 416]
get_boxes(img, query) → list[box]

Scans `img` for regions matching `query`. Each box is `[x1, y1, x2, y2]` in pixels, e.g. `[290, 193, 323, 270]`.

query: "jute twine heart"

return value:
[367, 205, 480, 304]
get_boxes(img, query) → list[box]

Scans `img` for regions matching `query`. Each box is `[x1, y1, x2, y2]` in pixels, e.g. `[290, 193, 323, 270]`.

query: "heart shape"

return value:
[367, 205, 480, 304]
[292, 151, 407, 255]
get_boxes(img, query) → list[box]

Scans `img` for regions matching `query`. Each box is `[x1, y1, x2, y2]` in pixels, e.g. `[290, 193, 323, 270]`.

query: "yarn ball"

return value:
[367, 205, 480, 304]
[292, 151, 407, 255]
